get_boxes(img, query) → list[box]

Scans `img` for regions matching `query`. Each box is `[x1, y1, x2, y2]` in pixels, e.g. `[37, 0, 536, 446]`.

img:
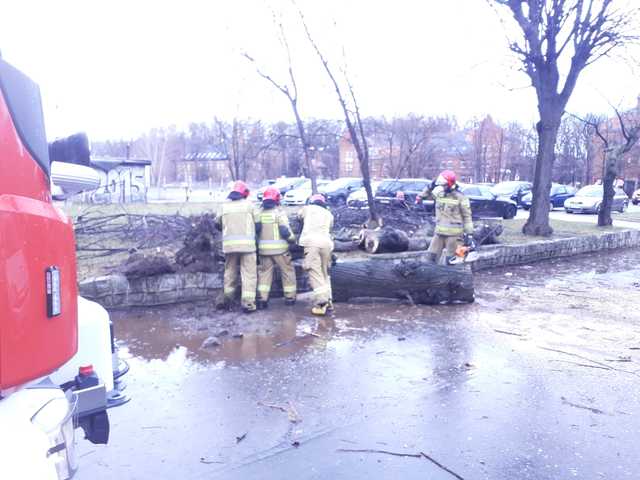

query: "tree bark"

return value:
[331, 258, 474, 304]
[598, 149, 617, 227]
[523, 113, 561, 236]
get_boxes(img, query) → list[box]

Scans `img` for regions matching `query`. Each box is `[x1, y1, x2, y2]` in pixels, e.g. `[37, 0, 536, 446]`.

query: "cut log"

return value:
[358, 227, 410, 254]
[331, 257, 474, 304]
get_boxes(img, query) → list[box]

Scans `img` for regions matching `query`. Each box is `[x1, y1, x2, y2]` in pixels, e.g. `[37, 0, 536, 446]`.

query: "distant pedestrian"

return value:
[216, 180, 257, 313]
[416, 170, 473, 264]
[255, 187, 297, 309]
[298, 194, 334, 316]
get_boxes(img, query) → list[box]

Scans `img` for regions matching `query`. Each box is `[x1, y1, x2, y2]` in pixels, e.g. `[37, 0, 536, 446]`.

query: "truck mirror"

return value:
[49, 132, 91, 166]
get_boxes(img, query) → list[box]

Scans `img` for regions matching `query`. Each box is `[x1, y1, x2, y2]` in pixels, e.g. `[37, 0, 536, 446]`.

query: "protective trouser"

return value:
[223, 252, 257, 309]
[257, 252, 297, 301]
[427, 234, 462, 263]
[302, 246, 332, 306]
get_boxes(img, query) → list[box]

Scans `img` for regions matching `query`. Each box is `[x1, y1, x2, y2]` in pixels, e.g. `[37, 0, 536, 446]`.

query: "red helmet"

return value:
[309, 194, 326, 205]
[232, 180, 250, 197]
[437, 170, 456, 188]
[263, 186, 281, 203]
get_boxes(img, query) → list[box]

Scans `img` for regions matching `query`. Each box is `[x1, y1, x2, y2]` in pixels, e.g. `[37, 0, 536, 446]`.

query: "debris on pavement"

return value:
[201, 336, 221, 348]
[235, 432, 247, 444]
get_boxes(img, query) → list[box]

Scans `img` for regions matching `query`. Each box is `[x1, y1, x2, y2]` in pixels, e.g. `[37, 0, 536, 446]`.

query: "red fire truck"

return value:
[0, 56, 127, 478]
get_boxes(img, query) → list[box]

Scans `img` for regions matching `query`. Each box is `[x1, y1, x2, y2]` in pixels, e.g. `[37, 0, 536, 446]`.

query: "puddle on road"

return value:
[111, 248, 640, 367]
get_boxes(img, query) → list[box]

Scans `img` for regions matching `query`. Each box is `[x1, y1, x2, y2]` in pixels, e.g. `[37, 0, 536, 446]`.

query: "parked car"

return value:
[420, 184, 518, 219]
[281, 179, 330, 206]
[632, 188, 640, 205]
[257, 176, 307, 200]
[490, 181, 532, 206]
[564, 185, 629, 213]
[321, 177, 363, 205]
[521, 184, 576, 210]
[374, 178, 431, 205]
[347, 181, 382, 208]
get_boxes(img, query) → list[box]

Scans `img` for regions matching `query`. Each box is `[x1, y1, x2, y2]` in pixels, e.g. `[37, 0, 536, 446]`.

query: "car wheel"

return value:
[549, 202, 555, 211]
[333, 196, 346, 206]
[565, 208, 572, 214]
[504, 205, 517, 219]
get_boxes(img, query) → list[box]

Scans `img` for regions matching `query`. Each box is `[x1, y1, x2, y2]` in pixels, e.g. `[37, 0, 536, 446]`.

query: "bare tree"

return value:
[298, 8, 381, 226]
[243, 11, 318, 193]
[493, 0, 639, 236]
[576, 110, 640, 226]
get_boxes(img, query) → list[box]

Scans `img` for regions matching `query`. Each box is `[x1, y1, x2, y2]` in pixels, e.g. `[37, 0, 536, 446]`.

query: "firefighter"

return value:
[254, 187, 297, 309]
[415, 170, 474, 264]
[216, 180, 258, 313]
[298, 194, 334, 316]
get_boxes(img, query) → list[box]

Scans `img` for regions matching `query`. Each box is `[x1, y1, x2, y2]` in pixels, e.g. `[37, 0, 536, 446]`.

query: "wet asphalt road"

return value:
[77, 250, 640, 479]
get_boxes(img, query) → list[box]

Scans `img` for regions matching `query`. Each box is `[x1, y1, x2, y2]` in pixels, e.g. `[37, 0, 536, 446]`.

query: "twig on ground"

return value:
[336, 449, 465, 479]
[337, 448, 422, 458]
[494, 329, 523, 336]
[561, 396, 607, 415]
[420, 452, 466, 480]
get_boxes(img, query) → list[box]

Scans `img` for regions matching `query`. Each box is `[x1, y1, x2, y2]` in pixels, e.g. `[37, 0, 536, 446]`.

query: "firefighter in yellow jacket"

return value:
[298, 194, 334, 316]
[216, 180, 258, 313]
[254, 187, 297, 309]
[415, 170, 474, 264]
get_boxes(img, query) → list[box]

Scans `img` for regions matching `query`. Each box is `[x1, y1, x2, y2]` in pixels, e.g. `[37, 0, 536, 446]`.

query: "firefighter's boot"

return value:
[257, 299, 269, 310]
[284, 297, 296, 306]
[311, 303, 328, 316]
[216, 296, 233, 311]
[242, 303, 257, 314]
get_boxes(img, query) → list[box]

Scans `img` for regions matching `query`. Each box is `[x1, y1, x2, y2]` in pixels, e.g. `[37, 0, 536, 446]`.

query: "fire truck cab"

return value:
[0, 56, 127, 478]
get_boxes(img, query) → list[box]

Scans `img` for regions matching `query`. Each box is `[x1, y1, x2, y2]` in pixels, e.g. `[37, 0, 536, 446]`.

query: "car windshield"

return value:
[324, 178, 359, 190]
[491, 182, 520, 195]
[576, 186, 602, 197]
[377, 180, 401, 193]
[273, 177, 305, 189]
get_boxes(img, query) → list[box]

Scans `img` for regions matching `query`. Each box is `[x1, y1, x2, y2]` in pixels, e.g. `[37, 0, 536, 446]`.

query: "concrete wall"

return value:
[79, 229, 640, 309]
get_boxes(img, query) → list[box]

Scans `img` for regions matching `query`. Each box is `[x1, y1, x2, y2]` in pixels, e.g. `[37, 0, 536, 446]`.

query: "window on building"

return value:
[344, 158, 354, 173]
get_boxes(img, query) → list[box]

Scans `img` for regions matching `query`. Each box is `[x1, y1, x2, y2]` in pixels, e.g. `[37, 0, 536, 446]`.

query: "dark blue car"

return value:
[521, 184, 576, 210]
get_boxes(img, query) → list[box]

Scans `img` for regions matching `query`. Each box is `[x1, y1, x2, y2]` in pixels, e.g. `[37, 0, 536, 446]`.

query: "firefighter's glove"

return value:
[215, 221, 223, 232]
[278, 225, 292, 240]
[331, 253, 338, 266]
[463, 234, 474, 247]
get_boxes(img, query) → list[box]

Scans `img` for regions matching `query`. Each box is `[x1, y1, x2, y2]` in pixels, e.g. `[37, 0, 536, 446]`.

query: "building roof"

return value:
[91, 156, 152, 171]
[182, 151, 229, 162]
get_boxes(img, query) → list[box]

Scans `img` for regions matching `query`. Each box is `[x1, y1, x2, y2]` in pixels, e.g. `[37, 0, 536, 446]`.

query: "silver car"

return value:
[564, 185, 629, 214]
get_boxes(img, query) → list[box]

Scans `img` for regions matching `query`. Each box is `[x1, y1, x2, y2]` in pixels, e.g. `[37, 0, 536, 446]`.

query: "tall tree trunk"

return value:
[523, 111, 561, 236]
[598, 149, 617, 227]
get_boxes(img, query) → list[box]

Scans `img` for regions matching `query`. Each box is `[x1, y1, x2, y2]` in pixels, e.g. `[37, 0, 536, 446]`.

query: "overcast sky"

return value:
[1, 0, 638, 140]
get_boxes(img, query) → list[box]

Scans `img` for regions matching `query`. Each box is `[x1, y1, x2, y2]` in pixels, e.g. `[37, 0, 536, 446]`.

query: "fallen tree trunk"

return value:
[331, 257, 474, 304]
[359, 227, 410, 254]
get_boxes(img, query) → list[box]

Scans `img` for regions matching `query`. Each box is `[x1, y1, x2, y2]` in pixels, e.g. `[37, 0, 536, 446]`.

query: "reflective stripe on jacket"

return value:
[255, 207, 292, 255]
[298, 204, 334, 250]
[220, 199, 256, 253]
[419, 185, 473, 236]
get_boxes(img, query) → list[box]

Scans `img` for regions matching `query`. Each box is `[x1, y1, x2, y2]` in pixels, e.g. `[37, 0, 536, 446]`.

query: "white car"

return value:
[282, 180, 330, 206]
[346, 181, 382, 208]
